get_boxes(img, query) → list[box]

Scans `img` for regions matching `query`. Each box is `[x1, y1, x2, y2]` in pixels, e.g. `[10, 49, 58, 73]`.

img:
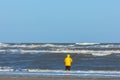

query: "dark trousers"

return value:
[65, 66, 71, 71]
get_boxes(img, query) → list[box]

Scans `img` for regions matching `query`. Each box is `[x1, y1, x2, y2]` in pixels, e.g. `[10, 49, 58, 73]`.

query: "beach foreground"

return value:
[0, 76, 120, 80]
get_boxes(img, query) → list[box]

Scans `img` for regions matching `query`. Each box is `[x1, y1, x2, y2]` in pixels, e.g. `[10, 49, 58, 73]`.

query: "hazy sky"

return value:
[0, 0, 120, 43]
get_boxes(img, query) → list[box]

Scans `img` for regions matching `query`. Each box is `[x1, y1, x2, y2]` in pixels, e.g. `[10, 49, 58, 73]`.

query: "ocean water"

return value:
[0, 43, 120, 78]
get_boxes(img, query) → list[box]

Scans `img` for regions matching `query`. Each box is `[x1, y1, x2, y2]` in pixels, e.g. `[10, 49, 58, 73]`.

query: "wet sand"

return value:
[0, 76, 120, 80]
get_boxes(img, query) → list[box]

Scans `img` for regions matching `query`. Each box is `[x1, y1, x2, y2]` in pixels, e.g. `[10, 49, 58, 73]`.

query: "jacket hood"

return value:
[67, 54, 70, 57]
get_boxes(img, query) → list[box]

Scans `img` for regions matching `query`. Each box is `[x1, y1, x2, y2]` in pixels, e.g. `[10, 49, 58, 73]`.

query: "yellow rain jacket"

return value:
[64, 54, 73, 66]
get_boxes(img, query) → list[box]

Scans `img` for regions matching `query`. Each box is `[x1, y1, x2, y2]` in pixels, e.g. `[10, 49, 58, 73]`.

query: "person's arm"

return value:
[71, 58, 73, 63]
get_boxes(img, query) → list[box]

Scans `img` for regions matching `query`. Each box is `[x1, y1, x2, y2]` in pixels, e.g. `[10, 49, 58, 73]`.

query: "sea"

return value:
[0, 43, 120, 78]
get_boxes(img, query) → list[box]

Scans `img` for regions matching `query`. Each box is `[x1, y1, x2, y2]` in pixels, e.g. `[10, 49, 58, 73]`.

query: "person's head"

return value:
[67, 54, 70, 57]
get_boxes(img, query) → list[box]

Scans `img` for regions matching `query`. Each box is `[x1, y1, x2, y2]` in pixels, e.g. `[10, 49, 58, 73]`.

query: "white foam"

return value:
[19, 69, 120, 77]
[0, 43, 120, 56]
[0, 67, 14, 72]
[0, 68, 120, 77]
[1, 68, 120, 74]
[27, 69, 120, 74]
[40, 44, 73, 48]
[98, 45, 120, 48]
[1, 43, 120, 49]
[76, 43, 100, 45]
[0, 50, 6, 52]
[8, 44, 41, 48]
[91, 52, 112, 56]
[0, 44, 69, 48]
[0, 43, 9, 47]
[1, 49, 120, 56]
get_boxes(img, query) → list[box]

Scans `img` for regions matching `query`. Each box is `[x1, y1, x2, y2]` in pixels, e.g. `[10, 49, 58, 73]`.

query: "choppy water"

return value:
[0, 43, 120, 77]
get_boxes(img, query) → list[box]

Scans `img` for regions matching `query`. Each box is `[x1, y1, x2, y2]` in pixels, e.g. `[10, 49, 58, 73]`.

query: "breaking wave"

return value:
[0, 49, 120, 56]
[1, 43, 120, 78]
[0, 67, 120, 78]
[75, 42, 100, 45]
[0, 43, 120, 56]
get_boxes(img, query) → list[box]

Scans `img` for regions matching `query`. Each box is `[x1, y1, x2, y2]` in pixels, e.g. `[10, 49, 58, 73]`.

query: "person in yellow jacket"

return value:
[64, 54, 73, 71]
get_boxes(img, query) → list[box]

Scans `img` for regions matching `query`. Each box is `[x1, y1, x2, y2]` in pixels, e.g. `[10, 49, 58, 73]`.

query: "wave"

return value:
[1, 67, 120, 73]
[75, 43, 100, 45]
[0, 43, 120, 56]
[0, 67, 14, 72]
[0, 43, 74, 48]
[0, 49, 120, 56]
[1, 43, 120, 49]
[91, 52, 112, 56]
[0, 43, 9, 47]
[19, 50, 120, 56]
[0, 68, 120, 77]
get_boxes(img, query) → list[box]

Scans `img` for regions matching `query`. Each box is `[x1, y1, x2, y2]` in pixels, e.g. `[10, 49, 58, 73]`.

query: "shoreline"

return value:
[0, 70, 120, 78]
[0, 76, 120, 80]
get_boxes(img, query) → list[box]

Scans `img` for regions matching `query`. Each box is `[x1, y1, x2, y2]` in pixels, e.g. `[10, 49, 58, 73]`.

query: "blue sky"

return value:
[0, 0, 120, 43]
